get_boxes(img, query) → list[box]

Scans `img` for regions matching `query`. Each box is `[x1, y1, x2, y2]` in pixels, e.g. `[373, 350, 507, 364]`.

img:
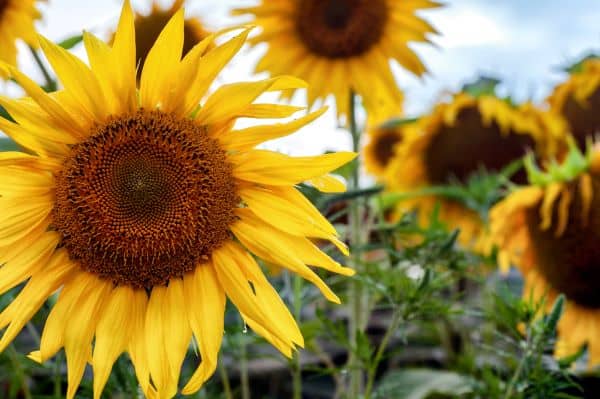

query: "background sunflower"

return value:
[491, 145, 600, 366]
[0, 0, 41, 70]
[233, 0, 441, 123]
[384, 84, 567, 250]
[548, 56, 600, 150]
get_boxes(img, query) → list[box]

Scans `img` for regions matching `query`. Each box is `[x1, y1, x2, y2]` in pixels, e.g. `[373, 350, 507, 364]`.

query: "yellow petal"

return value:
[0, 196, 52, 247]
[0, 249, 76, 353]
[140, 9, 185, 109]
[308, 174, 347, 193]
[110, 0, 137, 113]
[0, 167, 54, 197]
[232, 150, 357, 186]
[181, 264, 225, 394]
[212, 243, 303, 349]
[231, 210, 341, 303]
[145, 280, 192, 398]
[0, 231, 59, 295]
[196, 76, 306, 125]
[63, 276, 112, 399]
[92, 286, 143, 399]
[38, 35, 108, 123]
[220, 107, 327, 151]
[181, 29, 250, 116]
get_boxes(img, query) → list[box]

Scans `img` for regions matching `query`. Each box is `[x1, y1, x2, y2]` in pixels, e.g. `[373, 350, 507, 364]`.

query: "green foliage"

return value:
[525, 138, 592, 186]
[373, 369, 473, 399]
[462, 76, 501, 98]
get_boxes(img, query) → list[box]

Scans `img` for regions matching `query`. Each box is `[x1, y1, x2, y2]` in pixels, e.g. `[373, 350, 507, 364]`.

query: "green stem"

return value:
[364, 310, 402, 399]
[54, 352, 63, 399]
[347, 91, 365, 398]
[7, 344, 32, 399]
[240, 324, 251, 399]
[28, 46, 57, 92]
[218, 361, 233, 399]
[292, 275, 303, 399]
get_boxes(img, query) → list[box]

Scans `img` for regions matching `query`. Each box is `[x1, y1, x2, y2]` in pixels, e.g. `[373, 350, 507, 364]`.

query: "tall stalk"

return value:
[292, 275, 304, 399]
[240, 321, 251, 399]
[346, 91, 365, 398]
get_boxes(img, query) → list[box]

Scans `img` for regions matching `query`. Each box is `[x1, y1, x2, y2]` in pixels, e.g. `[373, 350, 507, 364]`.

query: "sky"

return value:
[7, 0, 600, 155]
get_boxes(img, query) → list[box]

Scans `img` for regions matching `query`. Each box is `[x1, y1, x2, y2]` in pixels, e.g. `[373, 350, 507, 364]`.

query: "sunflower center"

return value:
[374, 129, 401, 168]
[53, 110, 239, 289]
[0, 0, 8, 19]
[526, 177, 600, 308]
[424, 106, 534, 184]
[562, 87, 600, 150]
[296, 0, 388, 58]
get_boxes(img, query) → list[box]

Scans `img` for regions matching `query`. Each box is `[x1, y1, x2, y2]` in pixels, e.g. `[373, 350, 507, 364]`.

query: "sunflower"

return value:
[363, 118, 414, 179]
[132, 0, 212, 80]
[233, 0, 441, 123]
[0, 2, 356, 398]
[548, 57, 600, 150]
[0, 0, 41, 69]
[490, 144, 600, 366]
[384, 92, 565, 249]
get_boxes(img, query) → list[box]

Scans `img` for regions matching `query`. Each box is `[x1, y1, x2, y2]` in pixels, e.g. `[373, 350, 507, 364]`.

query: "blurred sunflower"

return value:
[548, 56, 600, 150]
[0, 2, 355, 398]
[491, 144, 600, 366]
[363, 118, 415, 179]
[234, 0, 441, 123]
[0, 0, 41, 69]
[132, 0, 212, 80]
[385, 91, 565, 249]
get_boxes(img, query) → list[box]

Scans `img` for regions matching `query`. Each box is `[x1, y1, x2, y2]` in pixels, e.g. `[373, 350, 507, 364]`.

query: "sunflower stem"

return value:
[7, 344, 32, 399]
[347, 91, 366, 398]
[53, 352, 63, 399]
[240, 321, 251, 399]
[218, 360, 233, 399]
[292, 274, 303, 399]
[364, 310, 402, 399]
[28, 46, 57, 92]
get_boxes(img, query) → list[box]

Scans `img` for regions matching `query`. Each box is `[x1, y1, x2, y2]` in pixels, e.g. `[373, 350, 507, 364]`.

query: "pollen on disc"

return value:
[53, 110, 239, 289]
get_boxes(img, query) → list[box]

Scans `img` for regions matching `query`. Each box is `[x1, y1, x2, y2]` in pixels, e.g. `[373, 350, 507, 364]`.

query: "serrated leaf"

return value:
[374, 369, 473, 399]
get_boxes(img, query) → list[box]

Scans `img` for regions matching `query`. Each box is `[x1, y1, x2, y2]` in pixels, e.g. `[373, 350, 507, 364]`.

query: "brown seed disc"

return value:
[373, 129, 402, 170]
[0, 0, 9, 19]
[296, 0, 388, 59]
[53, 110, 239, 289]
[135, 11, 206, 80]
[562, 87, 600, 150]
[526, 176, 600, 308]
[424, 105, 534, 184]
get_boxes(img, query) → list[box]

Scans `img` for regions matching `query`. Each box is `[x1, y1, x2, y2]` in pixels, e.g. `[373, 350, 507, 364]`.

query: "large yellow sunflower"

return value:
[0, 0, 41, 68]
[363, 118, 415, 180]
[548, 57, 600, 150]
[490, 145, 600, 366]
[384, 92, 566, 249]
[132, 0, 212, 81]
[0, 2, 355, 398]
[234, 0, 441, 122]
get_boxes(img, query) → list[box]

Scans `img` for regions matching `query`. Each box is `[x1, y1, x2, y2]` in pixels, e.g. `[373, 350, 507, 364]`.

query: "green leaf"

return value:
[0, 136, 19, 152]
[462, 76, 501, 98]
[380, 117, 418, 130]
[57, 34, 84, 50]
[563, 53, 599, 74]
[374, 369, 473, 399]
